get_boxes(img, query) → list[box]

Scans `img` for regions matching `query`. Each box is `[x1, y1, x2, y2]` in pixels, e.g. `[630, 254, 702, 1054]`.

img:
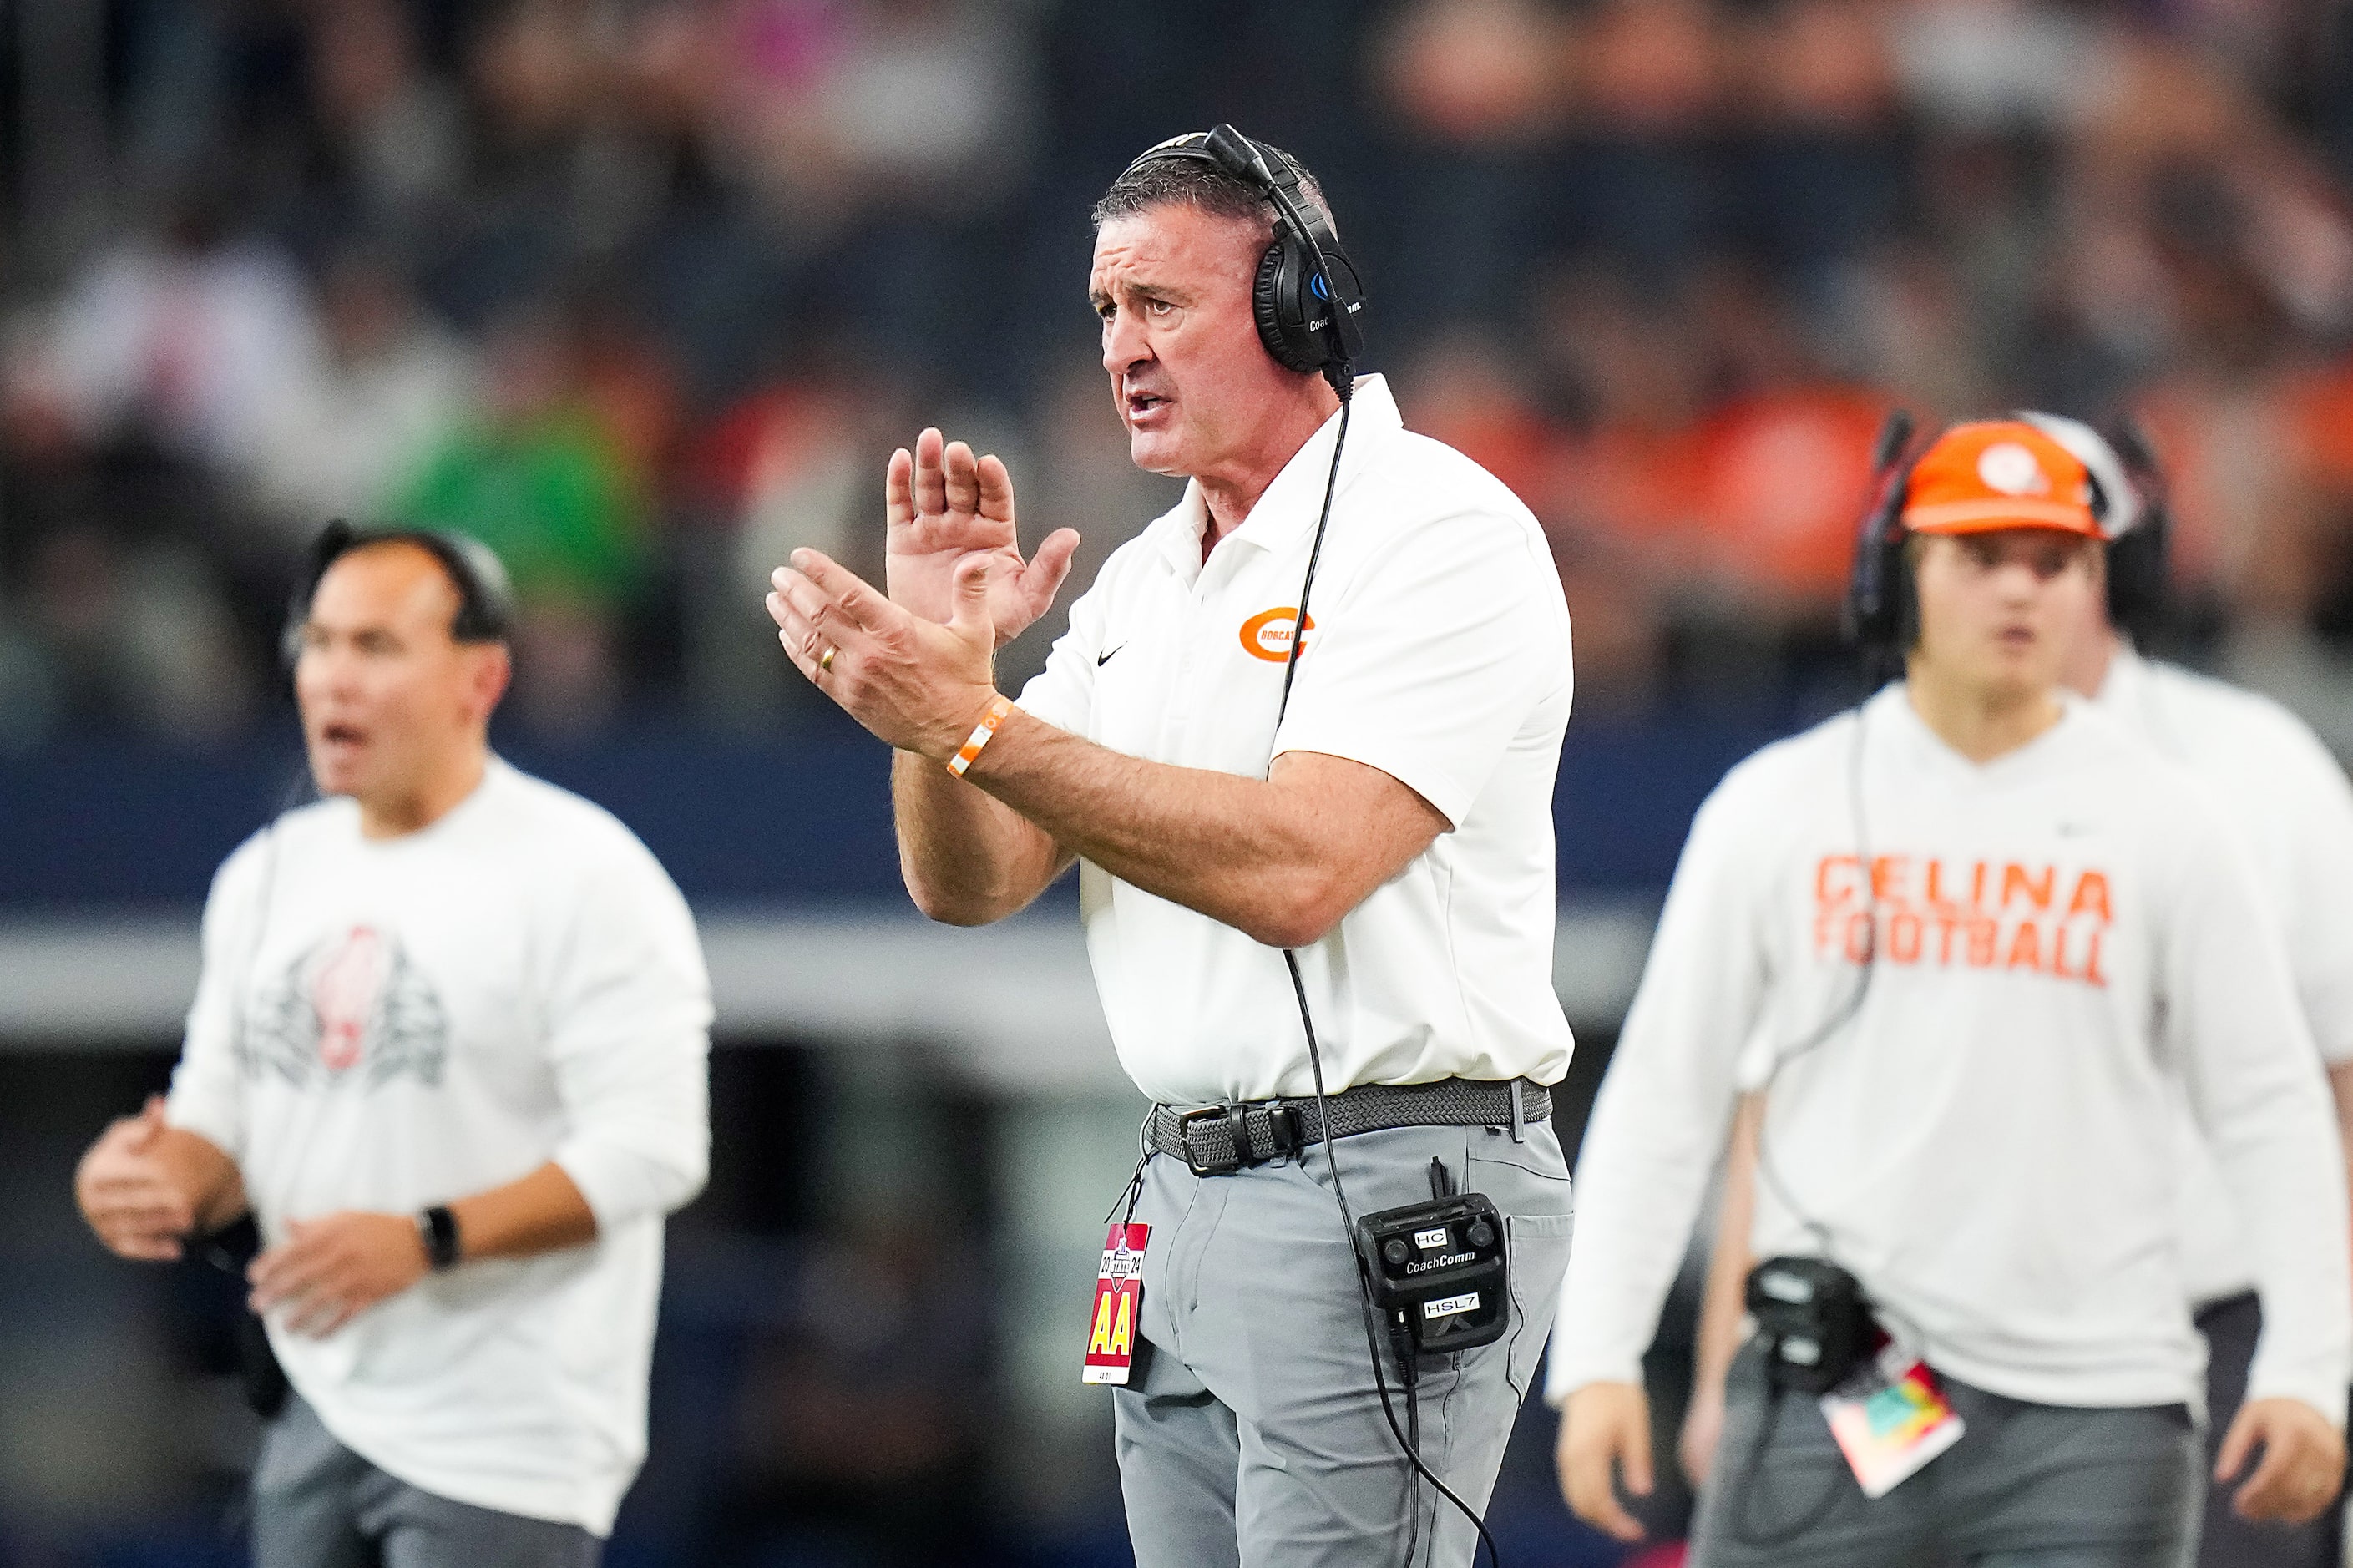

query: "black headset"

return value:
[1844, 412, 2173, 671]
[1843, 410, 1925, 669]
[2098, 420, 2174, 646]
[1118, 124, 1367, 396]
[281, 519, 517, 671]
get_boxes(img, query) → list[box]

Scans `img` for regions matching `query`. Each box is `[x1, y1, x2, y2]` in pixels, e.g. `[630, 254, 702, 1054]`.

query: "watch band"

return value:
[417, 1205, 463, 1271]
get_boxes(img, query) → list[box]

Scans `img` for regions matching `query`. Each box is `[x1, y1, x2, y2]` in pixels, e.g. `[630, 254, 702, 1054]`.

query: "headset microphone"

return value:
[1202, 123, 1279, 190]
[1870, 407, 1916, 473]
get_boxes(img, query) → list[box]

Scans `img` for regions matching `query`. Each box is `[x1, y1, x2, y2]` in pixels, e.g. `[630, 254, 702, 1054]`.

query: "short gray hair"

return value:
[1091, 137, 1334, 236]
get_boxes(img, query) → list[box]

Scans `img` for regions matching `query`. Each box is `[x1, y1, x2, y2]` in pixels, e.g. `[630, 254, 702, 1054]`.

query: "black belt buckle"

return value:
[1264, 1104, 1303, 1158]
[1179, 1107, 1243, 1176]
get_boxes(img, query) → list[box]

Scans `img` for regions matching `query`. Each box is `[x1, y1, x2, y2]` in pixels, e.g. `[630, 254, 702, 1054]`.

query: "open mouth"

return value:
[1126, 390, 1170, 422]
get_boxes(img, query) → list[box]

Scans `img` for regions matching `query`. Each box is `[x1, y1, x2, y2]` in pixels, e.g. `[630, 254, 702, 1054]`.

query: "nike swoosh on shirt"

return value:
[1097, 645, 1126, 667]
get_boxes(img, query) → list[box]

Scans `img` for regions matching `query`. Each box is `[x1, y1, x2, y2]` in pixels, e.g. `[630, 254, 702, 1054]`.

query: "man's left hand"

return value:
[2216, 1395, 2346, 1523]
[768, 548, 1000, 761]
[249, 1212, 430, 1337]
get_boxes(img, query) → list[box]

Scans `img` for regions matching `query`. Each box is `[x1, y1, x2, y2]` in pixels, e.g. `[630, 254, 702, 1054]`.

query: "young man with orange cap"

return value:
[1549, 419, 2352, 1565]
[1630, 413, 2353, 1566]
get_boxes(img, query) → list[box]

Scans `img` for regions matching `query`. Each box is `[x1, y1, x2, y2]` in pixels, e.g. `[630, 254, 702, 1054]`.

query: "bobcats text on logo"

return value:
[1238, 606, 1316, 664]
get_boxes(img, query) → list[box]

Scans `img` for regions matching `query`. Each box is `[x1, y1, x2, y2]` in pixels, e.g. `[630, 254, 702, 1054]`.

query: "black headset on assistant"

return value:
[281, 519, 516, 675]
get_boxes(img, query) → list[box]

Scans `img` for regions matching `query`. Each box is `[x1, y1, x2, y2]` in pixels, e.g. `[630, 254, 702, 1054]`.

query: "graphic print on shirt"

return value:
[240, 924, 450, 1089]
[1813, 853, 2113, 987]
[1237, 606, 1317, 663]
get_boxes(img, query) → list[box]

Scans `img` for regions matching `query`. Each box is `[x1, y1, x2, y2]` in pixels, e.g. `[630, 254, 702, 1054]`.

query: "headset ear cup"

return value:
[1844, 487, 1907, 655]
[1254, 240, 1319, 373]
[2100, 418, 2173, 645]
[1844, 527, 1905, 660]
[1844, 443, 1925, 680]
[2105, 513, 2169, 643]
[1888, 535, 1920, 659]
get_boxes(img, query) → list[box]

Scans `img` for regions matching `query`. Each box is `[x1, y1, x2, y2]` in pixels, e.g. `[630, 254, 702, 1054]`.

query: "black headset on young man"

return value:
[281, 519, 517, 672]
[1844, 410, 2174, 673]
[1119, 124, 1366, 396]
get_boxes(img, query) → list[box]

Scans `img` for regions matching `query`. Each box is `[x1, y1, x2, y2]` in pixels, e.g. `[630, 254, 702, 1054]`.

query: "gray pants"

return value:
[1692, 1343, 2202, 1568]
[1112, 1120, 1576, 1568]
[251, 1395, 601, 1568]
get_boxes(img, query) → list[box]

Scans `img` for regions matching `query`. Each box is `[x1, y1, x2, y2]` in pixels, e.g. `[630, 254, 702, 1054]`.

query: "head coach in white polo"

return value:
[764, 127, 1576, 1566]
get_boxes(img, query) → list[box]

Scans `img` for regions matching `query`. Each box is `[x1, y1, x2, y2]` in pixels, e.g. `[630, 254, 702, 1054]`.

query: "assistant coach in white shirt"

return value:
[74, 525, 711, 1567]
[764, 127, 1576, 1567]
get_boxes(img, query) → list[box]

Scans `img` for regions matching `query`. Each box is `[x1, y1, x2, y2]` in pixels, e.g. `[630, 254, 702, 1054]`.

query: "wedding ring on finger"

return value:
[818, 646, 837, 674]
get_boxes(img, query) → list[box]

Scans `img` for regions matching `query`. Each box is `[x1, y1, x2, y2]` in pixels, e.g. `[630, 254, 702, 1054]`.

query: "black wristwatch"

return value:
[417, 1205, 463, 1271]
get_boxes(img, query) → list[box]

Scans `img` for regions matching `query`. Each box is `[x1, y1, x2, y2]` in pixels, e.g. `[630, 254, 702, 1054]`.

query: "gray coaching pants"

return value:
[1112, 1120, 1576, 1568]
[250, 1395, 601, 1568]
[1691, 1342, 2201, 1568]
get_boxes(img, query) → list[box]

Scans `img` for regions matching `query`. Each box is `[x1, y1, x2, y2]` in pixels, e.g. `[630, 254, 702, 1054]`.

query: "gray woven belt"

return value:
[1149, 1077, 1552, 1176]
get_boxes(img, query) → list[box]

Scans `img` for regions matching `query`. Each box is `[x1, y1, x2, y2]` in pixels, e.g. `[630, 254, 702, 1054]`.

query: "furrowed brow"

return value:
[1093, 272, 1187, 314]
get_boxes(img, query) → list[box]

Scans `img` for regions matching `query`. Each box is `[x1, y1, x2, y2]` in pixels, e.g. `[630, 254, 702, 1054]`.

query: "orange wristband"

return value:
[946, 695, 1015, 777]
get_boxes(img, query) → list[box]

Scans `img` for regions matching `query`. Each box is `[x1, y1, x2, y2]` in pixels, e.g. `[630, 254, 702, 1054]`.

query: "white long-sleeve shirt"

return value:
[2097, 647, 2353, 1306]
[1551, 686, 2352, 1416]
[166, 759, 711, 1533]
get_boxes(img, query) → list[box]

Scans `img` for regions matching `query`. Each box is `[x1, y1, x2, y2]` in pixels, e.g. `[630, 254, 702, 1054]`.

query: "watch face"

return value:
[419, 1206, 462, 1269]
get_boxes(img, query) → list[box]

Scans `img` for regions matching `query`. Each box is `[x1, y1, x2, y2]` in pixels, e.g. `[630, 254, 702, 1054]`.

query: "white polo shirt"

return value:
[1015, 375, 1577, 1106]
[2098, 646, 2353, 1307]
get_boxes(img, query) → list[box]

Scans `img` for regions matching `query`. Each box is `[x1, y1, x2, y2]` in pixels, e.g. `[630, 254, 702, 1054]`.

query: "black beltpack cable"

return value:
[1266, 376, 1508, 1568]
[196, 760, 317, 1424]
[1724, 411, 1928, 1545]
[1712, 680, 1885, 1548]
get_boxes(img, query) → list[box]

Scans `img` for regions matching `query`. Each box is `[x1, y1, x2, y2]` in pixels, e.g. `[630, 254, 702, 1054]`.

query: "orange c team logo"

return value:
[1239, 606, 1317, 663]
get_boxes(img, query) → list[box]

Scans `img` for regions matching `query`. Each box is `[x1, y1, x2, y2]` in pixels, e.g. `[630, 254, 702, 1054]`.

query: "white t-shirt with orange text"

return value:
[1551, 687, 2351, 1417]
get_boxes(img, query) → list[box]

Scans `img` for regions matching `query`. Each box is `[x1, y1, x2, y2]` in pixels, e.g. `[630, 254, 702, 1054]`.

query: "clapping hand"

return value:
[885, 427, 1078, 645]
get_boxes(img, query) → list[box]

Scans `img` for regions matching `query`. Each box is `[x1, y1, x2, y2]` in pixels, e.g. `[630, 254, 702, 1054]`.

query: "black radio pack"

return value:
[1355, 1191, 1510, 1357]
[1745, 1255, 1875, 1395]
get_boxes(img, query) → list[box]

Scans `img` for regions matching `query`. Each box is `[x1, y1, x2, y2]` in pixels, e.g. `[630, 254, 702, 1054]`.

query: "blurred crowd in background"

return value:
[12, 5, 2353, 1566]
[8, 0, 2353, 754]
